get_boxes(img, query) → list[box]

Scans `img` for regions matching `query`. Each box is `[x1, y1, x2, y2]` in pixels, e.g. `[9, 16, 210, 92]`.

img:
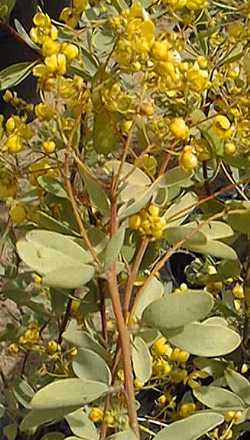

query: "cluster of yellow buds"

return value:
[30, 12, 79, 92]
[178, 402, 197, 418]
[3, 90, 34, 113]
[18, 321, 41, 352]
[163, 0, 208, 11]
[158, 391, 176, 408]
[224, 410, 242, 424]
[179, 145, 198, 172]
[111, 2, 155, 68]
[171, 347, 190, 364]
[100, 82, 134, 114]
[129, 204, 166, 240]
[4, 116, 33, 153]
[60, 0, 87, 28]
[70, 299, 83, 323]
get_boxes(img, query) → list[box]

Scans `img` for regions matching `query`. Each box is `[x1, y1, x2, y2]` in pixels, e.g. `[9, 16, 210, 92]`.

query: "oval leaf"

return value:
[31, 378, 108, 411]
[132, 336, 152, 384]
[72, 349, 111, 385]
[66, 409, 98, 440]
[154, 412, 224, 440]
[143, 290, 214, 330]
[133, 277, 164, 320]
[225, 369, 250, 406]
[167, 322, 241, 356]
[194, 386, 245, 411]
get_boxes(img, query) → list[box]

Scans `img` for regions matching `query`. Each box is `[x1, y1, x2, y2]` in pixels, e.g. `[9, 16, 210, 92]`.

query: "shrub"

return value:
[0, 1, 250, 439]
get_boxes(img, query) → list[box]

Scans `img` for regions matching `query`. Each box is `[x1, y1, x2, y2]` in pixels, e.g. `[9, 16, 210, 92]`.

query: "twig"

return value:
[123, 237, 149, 321]
[58, 298, 72, 344]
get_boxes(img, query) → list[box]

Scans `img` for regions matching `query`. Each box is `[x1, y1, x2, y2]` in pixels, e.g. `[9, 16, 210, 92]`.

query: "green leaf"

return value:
[66, 409, 98, 440]
[188, 221, 234, 240]
[13, 379, 34, 409]
[17, 230, 94, 289]
[93, 111, 119, 154]
[0, 61, 37, 90]
[163, 166, 193, 187]
[14, 18, 39, 50]
[202, 128, 224, 156]
[133, 277, 164, 320]
[188, 240, 238, 261]
[119, 178, 161, 219]
[132, 336, 152, 384]
[227, 209, 250, 235]
[29, 210, 79, 236]
[154, 412, 224, 440]
[73, 348, 111, 385]
[225, 369, 250, 406]
[63, 321, 109, 362]
[31, 379, 108, 410]
[104, 226, 125, 271]
[167, 321, 241, 356]
[194, 386, 245, 411]
[164, 192, 198, 226]
[164, 225, 207, 246]
[143, 290, 214, 330]
[80, 169, 110, 216]
[37, 176, 68, 199]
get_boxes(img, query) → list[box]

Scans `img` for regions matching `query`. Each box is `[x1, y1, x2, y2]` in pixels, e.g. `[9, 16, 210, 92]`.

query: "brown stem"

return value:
[107, 267, 140, 437]
[123, 237, 149, 321]
[106, 197, 139, 437]
[58, 298, 72, 344]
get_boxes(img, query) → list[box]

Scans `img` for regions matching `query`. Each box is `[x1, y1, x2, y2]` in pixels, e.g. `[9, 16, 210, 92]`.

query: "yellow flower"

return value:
[164, 0, 187, 9]
[89, 407, 104, 423]
[170, 117, 190, 139]
[186, 65, 208, 92]
[186, 0, 208, 9]
[129, 214, 141, 230]
[6, 116, 16, 133]
[212, 115, 233, 140]
[232, 283, 245, 299]
[42, 37, 61, 57]
[43, 140, 56, 154]
[224, 142, 236, 155]
[6, 134, 23, 153]
[33, 12, 51, 28]
[61, 43, 79, 61]
[47, 340, 60, 355]
[35, 103, 55, 120]
[179, 403, 196, 418]
[151, 40, 172, 61]
[153, 358, 172, 377]
[45, 54, 67, 75]
[179, 146, 198, 172]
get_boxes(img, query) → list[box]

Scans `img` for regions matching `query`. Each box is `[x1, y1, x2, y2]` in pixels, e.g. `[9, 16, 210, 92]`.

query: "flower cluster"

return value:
[3, 115, 33, 153]
[60, 0, 87, 28]
[30, 12, 79, 93]
[129, 204, 166, 240]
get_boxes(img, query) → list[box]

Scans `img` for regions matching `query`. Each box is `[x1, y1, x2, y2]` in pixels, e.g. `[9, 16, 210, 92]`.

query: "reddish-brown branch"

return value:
[123, 237, 149, 321]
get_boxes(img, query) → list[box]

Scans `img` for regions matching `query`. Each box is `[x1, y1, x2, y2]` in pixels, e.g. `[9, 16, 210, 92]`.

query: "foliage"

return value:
[0, 0, 250, 440]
